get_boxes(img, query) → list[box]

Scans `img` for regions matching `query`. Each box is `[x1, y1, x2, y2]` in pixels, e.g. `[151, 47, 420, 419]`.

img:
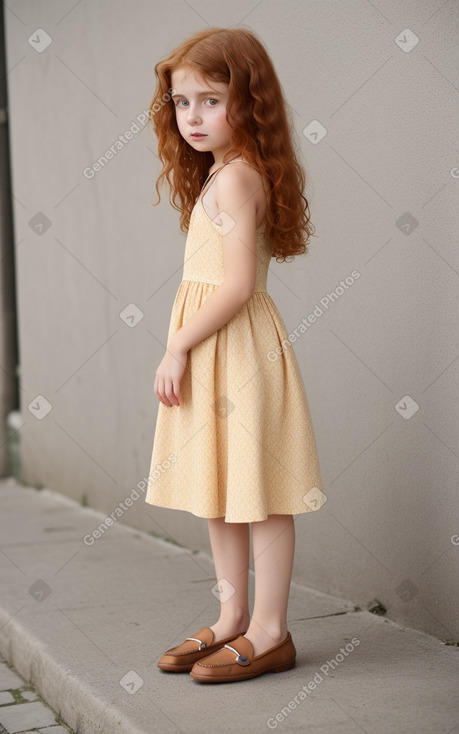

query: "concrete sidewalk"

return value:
[0, 477, 458, 734]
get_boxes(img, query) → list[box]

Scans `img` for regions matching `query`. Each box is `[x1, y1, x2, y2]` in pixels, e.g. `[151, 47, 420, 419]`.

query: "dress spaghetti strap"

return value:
[199, 158, 253, 201]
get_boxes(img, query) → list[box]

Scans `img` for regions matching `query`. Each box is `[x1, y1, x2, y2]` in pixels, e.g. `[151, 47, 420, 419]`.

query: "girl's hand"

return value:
[154, 339, 188, 407]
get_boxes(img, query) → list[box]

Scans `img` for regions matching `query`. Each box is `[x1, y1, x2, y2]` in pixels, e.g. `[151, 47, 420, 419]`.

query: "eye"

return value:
[173, 97, 218, 108]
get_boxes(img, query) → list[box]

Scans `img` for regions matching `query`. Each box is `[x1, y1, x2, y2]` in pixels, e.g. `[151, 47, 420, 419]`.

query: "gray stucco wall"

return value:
[4, 0, 458, 640]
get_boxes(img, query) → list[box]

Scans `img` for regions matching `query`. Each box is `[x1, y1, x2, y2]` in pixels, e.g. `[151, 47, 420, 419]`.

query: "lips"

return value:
[191, 133, 207, 138]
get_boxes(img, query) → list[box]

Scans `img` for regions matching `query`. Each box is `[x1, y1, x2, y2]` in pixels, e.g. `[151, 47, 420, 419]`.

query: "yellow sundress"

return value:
[144, 159, 327, 522]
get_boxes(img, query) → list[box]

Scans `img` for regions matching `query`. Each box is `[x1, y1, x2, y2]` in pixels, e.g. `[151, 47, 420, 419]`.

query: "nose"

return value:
[186, 102, 201, 124]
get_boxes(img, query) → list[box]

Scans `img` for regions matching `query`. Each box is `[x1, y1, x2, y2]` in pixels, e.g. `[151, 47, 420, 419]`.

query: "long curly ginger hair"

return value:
[147, 27, 315, 263]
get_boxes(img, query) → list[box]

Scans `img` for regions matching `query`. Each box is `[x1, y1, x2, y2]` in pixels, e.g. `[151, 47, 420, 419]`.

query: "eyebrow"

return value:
[170, 90, 223, 98]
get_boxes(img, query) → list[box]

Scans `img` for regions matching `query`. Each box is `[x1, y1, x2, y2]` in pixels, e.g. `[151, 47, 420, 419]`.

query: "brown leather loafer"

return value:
[157, 626, 247, 672]
[189, 631, 296, 682]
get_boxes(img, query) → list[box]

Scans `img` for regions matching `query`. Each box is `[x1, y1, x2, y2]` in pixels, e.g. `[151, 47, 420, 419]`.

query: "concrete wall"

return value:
[4, 1, 458, 640]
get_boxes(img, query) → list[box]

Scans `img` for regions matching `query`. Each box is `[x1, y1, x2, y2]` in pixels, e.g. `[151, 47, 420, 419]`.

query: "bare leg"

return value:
[244, 514, 295, 657]
[207, 517, 251, 642]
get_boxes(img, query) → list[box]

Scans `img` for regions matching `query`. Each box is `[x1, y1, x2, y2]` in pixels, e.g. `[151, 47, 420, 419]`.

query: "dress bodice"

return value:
[181, 197, 272, 293]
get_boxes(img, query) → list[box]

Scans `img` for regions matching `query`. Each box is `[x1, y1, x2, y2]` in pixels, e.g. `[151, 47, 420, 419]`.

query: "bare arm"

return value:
[169, 164, 260, 354]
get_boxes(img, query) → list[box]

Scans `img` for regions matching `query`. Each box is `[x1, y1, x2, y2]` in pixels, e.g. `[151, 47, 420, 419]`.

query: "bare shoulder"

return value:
[214, 161, 262, 204]
[214, 162, 266, 227]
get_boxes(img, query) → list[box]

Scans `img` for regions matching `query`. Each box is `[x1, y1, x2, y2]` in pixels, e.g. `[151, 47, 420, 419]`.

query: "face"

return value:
[170, 66, 234, 164]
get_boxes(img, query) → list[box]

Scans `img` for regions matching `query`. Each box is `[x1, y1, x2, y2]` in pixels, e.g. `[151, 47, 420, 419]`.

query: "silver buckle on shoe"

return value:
[185, 636, 206, 651]
[224, 643, 251, 666]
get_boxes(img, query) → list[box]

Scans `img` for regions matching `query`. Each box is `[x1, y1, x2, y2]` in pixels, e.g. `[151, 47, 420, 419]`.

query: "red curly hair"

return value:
[146, 27, 315, 263]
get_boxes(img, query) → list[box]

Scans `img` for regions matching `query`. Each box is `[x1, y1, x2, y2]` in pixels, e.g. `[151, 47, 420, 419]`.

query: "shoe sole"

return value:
[158, 661, 195, 672]
[189, 658, 296, 682]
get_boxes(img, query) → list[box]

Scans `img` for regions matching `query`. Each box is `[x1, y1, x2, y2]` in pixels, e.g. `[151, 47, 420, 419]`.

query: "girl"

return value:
[145, 27, 327, 683]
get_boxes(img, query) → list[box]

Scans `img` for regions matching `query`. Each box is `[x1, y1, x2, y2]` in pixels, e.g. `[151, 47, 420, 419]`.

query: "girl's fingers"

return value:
[156, 375, 171, 407]
[165, 378, 179, 406]
[155, 366, 183, 407]
[173, 379, 181, 405]
[159, 378, 175, 407]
